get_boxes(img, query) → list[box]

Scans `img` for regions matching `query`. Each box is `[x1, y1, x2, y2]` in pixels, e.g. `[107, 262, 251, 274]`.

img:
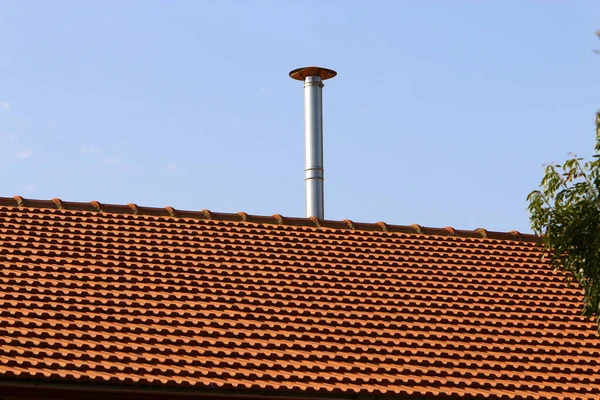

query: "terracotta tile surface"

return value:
[1, 196, 599, 399]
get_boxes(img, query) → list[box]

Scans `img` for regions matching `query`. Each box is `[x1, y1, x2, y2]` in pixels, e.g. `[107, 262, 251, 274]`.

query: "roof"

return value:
[1, 196, 599, 400]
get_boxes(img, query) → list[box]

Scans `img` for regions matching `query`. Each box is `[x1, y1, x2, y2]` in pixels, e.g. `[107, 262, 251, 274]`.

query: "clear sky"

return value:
[1, 1, 598, 233]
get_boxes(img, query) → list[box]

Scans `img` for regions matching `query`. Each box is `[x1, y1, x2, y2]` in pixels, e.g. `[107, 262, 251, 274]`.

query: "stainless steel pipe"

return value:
[289, 66, 337, 219]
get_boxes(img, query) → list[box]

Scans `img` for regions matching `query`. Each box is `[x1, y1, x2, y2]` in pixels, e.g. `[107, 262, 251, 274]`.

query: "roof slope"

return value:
[1, 196, 599, 400]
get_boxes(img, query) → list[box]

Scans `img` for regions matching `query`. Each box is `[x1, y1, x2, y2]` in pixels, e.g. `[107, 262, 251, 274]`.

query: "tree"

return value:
[527, 112, 600, 333]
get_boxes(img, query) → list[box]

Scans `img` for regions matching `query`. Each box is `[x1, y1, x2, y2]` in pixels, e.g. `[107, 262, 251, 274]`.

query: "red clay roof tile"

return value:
[0, 196, 599, 399]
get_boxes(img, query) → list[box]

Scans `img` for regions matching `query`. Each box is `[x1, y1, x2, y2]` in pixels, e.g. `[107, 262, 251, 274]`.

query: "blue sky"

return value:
[0, 1, 598, 233]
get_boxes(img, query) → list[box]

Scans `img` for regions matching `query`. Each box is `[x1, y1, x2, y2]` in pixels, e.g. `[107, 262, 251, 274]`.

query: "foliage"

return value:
[527, 112, 600, 332]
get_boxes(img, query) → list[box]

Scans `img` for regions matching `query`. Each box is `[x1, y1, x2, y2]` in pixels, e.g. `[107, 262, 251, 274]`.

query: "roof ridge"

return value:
[0, 196, 538, 243]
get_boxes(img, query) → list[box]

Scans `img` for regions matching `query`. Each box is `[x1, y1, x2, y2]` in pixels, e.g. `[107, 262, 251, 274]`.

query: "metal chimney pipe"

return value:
[289, 66, 337, 219]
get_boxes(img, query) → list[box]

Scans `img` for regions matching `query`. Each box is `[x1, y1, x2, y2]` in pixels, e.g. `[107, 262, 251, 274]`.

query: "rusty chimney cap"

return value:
[289, 66, 337, 81]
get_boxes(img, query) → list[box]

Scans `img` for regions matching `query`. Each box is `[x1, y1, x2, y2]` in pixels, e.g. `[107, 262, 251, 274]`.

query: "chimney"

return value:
[289, 66, 337, 220]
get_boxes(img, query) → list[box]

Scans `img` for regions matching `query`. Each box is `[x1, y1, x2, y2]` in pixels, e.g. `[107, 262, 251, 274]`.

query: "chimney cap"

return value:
[289, 66, 337, 81]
